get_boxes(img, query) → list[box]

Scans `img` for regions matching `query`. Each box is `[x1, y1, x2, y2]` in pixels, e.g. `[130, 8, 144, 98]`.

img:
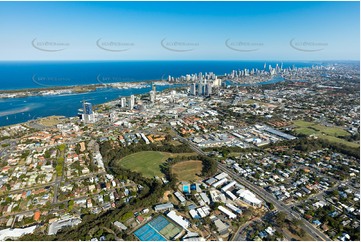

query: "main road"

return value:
[176, 133, 331, 241]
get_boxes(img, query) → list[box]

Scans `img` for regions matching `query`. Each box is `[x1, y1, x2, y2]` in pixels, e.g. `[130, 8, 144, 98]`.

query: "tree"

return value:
[68, 200, 74, 211]
[291, 218, 302, 227]
[299, 228, 306, 238]
[267, 202, 275, 210]
[274, 230, 283, 239]
[58, 144, 66, 152]
[275, 211, 287, 226]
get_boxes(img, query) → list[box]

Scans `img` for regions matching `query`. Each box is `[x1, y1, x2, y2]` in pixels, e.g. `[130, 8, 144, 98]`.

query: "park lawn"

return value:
[171, 160, 203, 182]
[312, 124, 350, 137]
[319, 134, 360, 149]
[293, 120, 359, 149]
[119, 151, 198, 178]
[119, 151, 169, 178]
[294, 128, 316, 136]
[38, 116, 63, 126]
[293, 120, 349, 136]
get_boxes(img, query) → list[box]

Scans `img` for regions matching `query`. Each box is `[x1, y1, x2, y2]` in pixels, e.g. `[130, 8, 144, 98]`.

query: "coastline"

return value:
[0, 83, 184, 127]
[0, 80, 171, 99]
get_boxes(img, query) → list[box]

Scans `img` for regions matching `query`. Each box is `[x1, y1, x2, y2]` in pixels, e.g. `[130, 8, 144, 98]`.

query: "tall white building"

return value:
[129, 95, 135, 110]
[120, 97, 126, 108]
[150, 91, 155, 103]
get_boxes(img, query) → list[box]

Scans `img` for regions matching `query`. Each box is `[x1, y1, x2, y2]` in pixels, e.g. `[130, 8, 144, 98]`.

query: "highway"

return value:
[176, 133, 331, 241]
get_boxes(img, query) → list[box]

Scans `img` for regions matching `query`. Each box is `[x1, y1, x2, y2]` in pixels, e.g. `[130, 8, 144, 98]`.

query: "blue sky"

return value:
[0, 1, 359, 61]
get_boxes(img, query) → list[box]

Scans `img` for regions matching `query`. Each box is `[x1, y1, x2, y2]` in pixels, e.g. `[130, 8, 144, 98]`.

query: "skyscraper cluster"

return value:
[118, 95, 135, 110]
[188, 72, 221, 97]
[227, 63, 286, 79]
[190, 81, 212, 96]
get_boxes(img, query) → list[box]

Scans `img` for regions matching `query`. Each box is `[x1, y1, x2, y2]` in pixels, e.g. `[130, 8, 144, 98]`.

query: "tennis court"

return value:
[149, 216, 170, 231]
[134, 223, 166, 241]
[134, 215, 182, 241]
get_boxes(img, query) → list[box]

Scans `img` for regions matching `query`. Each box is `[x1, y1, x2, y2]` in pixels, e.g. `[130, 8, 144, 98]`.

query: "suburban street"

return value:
[177, 133, 331, 241]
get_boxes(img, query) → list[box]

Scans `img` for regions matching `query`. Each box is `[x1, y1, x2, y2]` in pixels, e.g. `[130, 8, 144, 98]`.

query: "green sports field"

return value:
[118, 151, 197, 178]
[119, 151, 168, 178]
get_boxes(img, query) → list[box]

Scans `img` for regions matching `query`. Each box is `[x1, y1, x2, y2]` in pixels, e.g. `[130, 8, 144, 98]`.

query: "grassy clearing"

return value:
[293, 120, 349, 137]
[295, 127, 317, 136]
[38, 116, 63, 126]
[293, 120, 359, 149]
[119, 151, 197, 178]
[319, 134, 360, 149]
[171, 160, 203, 182]
[119, 151, 168, 178]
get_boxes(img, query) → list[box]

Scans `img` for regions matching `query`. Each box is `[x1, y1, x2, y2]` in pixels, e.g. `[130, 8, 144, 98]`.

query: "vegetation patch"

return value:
[38, 116, 63, 126]
[319, 134, 359, 149]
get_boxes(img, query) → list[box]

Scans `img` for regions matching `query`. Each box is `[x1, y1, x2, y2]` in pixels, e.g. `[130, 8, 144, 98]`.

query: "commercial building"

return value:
[174, 191, 186, 204]
[218, 206, 237, 219]
[221, 181, 237, 192]
[237, 189, 263, 207]
[0, 226, 37, 240]
[48, 217, 82, 235]
[114, 221, 128, 231]
[213, 219, 229, 235]
[215, 172, 228, 180]
[154, 202, 174, 212]
[212, 178, 228, 188]
[226, 203, 242, 215]
[225, 190, 238, 201]
[200, 192, 210, 205]
[167, 210, 189, 230]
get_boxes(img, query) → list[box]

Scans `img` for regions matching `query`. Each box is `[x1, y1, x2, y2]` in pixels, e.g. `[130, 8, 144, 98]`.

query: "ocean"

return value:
[0, 61, 318, 127]
[0, 61, 320, 90]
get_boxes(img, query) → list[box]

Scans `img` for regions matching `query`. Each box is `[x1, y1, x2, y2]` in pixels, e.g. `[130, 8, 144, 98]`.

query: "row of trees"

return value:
[267, 136, 359, 159]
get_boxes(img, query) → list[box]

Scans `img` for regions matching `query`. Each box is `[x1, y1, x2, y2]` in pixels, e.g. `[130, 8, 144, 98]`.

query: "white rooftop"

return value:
[0, 226, 37, 240]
